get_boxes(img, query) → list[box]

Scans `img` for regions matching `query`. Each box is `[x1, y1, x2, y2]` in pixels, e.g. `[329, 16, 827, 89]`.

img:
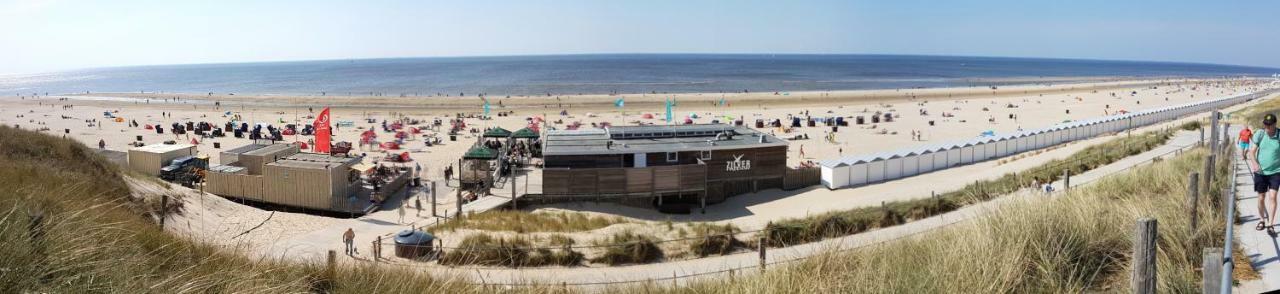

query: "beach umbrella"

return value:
[642, 113, 654, 119]
[614, 97, 625, 108]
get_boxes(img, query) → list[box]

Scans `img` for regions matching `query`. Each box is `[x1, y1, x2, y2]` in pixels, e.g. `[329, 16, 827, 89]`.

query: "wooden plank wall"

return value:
[783, 167, 821, 190]
[540, 164, 708, 196]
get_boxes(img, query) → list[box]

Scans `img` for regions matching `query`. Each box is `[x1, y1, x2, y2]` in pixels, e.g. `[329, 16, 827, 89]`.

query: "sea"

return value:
[1, 54, 1276, 97]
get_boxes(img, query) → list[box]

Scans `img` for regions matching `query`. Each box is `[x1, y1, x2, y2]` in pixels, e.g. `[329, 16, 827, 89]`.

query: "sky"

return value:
[2, 0, 1279, 74]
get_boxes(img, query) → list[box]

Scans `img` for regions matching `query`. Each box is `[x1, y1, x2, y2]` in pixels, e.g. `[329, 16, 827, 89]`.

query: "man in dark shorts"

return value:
[1250, 114, 1280, 232]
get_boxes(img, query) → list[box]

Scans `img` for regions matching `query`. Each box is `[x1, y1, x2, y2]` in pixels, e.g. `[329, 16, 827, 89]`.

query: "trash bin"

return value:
[213, 142, 221, 149]
[393, 230, 434, 259]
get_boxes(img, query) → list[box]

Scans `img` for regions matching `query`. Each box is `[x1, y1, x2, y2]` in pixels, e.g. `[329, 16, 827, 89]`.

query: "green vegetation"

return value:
[439, 234, 584, 267]
[1233, 92, 1280, 126]
[0, 125, 509, 293]
[590, 231, 664, 265]
[688, 224, 746, 257]
[1178, 120, 1203, 131]
[621, 148, 1232, 293]
[432, 210, 632, 233]
[765, 130, 1173, 247]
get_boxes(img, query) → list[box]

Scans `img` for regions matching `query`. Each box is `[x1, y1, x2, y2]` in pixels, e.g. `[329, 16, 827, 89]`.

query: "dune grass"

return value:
[764, 130, 1173, 247]
[440, 233, 584, 267]
[433, 210, 632, 233]
[590, 231, 664, 266]
[0, 125, 528, 293]
[614, 147, 1232, 293]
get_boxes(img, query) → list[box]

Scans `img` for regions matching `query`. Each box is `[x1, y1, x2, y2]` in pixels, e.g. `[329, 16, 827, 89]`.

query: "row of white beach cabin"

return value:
[820, 91, 1272, 189]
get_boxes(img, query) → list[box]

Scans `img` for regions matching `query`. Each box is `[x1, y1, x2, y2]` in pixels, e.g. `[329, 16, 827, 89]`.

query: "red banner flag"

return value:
[313, 107, 331, 154]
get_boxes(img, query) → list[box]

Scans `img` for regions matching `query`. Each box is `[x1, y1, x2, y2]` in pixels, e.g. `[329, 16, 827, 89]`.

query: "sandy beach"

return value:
[2, 77, 1274, 261]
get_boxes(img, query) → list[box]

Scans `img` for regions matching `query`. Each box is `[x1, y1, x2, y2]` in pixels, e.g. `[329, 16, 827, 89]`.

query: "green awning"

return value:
[512, 127, 539, 139]
[463, 146, 498, 160]
[482, 127, 512, 138]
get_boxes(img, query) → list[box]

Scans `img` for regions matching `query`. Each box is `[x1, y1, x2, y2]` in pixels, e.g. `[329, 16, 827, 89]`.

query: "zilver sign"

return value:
[726, 154, 751, 171]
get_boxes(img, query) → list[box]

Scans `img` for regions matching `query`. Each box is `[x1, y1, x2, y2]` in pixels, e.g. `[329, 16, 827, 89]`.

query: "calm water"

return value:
[2, 54, 1276, 96]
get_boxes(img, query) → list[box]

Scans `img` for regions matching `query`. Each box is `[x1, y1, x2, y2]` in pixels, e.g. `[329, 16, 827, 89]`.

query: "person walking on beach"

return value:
[398, 202, 406, 223]
[1241, 126, 1254, 160]
[1250, 114, 1280, 233]
[342, 228, 356, 256]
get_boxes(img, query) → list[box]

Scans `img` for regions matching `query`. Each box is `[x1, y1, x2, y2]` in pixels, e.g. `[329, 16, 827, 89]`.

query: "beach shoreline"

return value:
[33, 77, 1255, 111]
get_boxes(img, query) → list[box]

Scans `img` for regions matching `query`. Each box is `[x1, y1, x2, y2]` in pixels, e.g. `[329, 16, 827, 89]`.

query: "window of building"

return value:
[700, 150, 711, 160]
[666, 152, 678, 162]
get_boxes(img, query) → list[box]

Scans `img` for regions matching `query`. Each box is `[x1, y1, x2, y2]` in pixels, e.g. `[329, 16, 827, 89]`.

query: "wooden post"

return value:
[506, 168, 512, 209]
[456, 179, 463, 219]
[1203, 154, 1215, 198]
[1132, 218, 1158, 294]
[1209, 111, 1220, 156]
[160, 194, 168, 228]
[431, 181, 437, 217]
[758, 237, 767, 273]
[1187, 172, 1200, 236]
[1202, 247, 1223, 294]
[375, 236, 383, 260]
[700, 192, 706, 214]
[326, 250, 337, 281]
[1063, 169, 1070, 191]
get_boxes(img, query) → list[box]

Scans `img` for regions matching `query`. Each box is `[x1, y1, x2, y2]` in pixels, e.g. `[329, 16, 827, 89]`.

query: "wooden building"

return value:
[127, 143, 197, 176]
[541, 124, 787, 211]
[205, 143, 410, 214]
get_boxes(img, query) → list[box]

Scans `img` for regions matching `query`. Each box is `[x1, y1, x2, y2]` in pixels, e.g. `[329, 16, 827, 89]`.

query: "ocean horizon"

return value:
[2, 54, 1277, 97]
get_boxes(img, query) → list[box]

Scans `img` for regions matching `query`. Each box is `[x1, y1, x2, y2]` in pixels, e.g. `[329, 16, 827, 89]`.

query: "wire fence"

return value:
[344, 131, 1210, 287]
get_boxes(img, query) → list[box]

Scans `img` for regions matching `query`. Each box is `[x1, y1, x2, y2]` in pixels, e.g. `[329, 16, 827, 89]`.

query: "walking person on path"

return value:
[1241, 126, 1254, 160]
[398, 203, 406, 224]
[342, 228, 355, 256]
[1250, 114, 1280, 234]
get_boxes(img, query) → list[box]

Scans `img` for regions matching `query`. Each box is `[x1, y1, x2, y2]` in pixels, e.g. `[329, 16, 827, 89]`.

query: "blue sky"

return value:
[2, 0, 1278, 74]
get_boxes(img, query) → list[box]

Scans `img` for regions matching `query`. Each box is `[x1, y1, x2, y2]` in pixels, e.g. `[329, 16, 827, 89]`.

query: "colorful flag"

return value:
[664, 98, 673, 123]
[483, 99, 491, 116]
[313, 107, 331, 153]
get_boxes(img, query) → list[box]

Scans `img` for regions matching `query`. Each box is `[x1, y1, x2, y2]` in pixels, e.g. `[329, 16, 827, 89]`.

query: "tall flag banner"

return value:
[719, 97, 727, 106]
[614, 97, 625, 108]
[313, 107, 332, 153]
[483, 99, 491, 116]
[664, 98, 673, 123]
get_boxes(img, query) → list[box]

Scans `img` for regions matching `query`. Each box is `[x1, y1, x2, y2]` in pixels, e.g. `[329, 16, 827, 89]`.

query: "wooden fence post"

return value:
[1063, 169, 1071, 191]
[758, 237, 767, 273]
[1202, 247, 1223, 294]
[456, 181, 463, 219]
[375, 236, 383, 260]
[1132, 218, 1158, 294]
[1203, 154, 1215, 198]
[1209, 111, 1220, 155]
[1187, 172, 1200, 236]
[160, 194, 168, 228]
[326, 250, 337, 281]
[431, 181, 437, 217]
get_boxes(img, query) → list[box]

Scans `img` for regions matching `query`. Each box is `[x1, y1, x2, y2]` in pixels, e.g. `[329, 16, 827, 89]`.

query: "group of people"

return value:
[1247, 114, 1280, 234]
